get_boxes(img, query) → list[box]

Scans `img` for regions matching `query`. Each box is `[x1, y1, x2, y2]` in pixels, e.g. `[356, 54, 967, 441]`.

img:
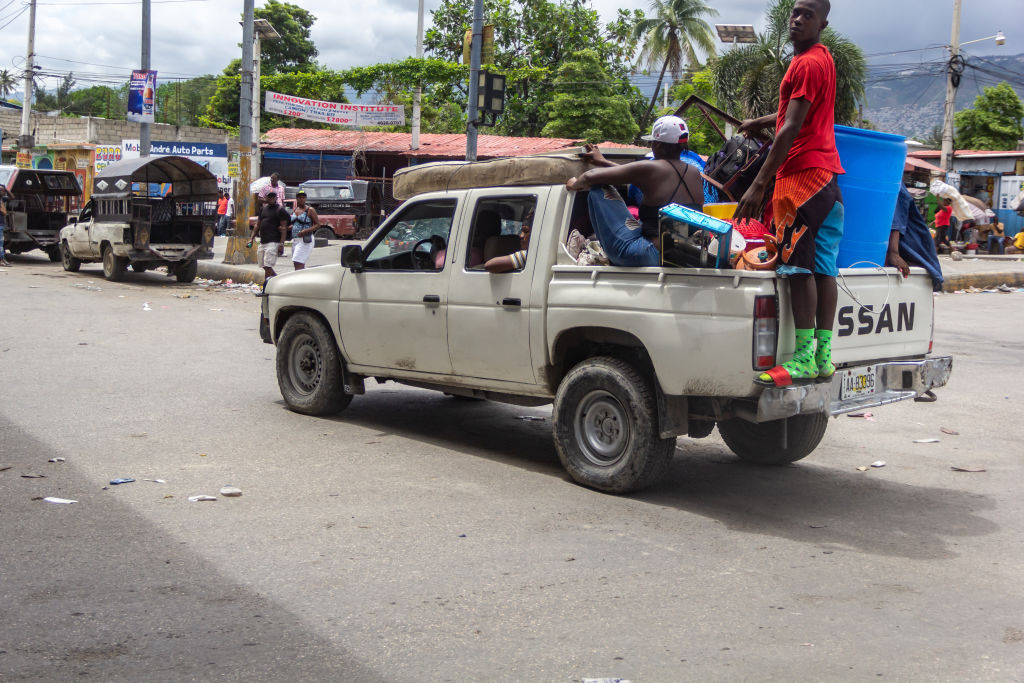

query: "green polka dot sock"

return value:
[759, 328, 818, 383]
[815, 329, 834, 379]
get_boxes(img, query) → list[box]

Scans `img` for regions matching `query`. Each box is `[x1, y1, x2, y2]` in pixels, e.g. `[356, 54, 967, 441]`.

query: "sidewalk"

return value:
[199, 236, 355, 284]
[201, 235, 1024, 292]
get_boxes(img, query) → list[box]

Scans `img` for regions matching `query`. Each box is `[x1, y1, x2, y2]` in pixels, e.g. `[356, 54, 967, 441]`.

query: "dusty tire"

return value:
[717, 413, 829, 465]
[553, 356, 675, 493]
[47, 245, 61, 262]
[61, 241, 81, 272]
[131, 263, 149, 273]
[101, 244, 126, 281]
[276, 312, 352, 416]
[314, 227, 334, 242]
[174, 259, 198, 283]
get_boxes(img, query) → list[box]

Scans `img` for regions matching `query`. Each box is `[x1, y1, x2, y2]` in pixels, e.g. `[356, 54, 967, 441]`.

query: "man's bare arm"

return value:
[734, 98, 812, 221]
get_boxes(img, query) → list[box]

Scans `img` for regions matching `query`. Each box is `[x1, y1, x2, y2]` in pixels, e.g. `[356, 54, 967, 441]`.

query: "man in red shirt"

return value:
[735, 0, 844, 387]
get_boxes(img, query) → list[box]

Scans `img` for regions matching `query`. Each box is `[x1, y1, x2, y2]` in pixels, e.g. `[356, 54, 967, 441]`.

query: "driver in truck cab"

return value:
[484, 211, 533, 273]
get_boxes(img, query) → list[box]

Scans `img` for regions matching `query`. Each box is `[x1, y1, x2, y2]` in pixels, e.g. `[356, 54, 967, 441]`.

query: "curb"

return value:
[198, 261, 264, 285]
[942, 271, 1024, 292]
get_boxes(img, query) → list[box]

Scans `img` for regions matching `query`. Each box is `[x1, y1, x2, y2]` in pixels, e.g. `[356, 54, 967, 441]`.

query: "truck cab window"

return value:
[363, 199, 456, 271]
[465, 196, 537, 271]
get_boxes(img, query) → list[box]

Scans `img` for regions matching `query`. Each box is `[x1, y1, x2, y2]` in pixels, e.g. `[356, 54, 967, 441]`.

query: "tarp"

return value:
[393, 155, 588, 200]
[93, 156, 218, 201]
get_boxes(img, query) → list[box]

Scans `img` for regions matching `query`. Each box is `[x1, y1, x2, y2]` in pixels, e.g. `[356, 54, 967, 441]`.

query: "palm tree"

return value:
[711, 0, 866, 126]
[0, 70, 16, 99]
[634, 0, 718, 127]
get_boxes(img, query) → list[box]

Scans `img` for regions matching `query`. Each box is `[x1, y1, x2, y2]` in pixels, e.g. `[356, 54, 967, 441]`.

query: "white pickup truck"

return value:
[258, 155, 952, 493]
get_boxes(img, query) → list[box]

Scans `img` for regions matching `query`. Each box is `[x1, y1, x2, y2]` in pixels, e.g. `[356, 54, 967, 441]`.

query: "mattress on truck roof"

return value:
[393, 155, 589, 200]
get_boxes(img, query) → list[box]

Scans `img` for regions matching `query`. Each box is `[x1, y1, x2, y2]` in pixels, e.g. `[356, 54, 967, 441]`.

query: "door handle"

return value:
[501, 298, 521, 307]
[422, 294, 440, 304]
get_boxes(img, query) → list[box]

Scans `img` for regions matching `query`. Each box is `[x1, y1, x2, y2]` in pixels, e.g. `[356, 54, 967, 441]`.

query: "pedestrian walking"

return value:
[216, 190, 229, 236]
[0, 186, 11, 267]
[257, 172, 286, 209]
[290, 191, 320, 270]
[734, 0, 844, 387]
[247, 190, 289, 288]
[224, 190, 234, 235]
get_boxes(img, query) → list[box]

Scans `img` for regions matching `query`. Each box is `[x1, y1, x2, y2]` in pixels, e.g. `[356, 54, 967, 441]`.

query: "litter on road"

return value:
[21, 473, 45, 478]
[951, 466, 987, 473]
[940, 427, 960, 435]
[914, 438, 940, 443]
[42, 497, 77, 504]
[143, 478, 167, 484]
[48, 457, 66, 463]
[871, 461, 886, 468]
[188, 495, 217, 502]
[109, 478, 136, 485]
[219, 486, 242, 497]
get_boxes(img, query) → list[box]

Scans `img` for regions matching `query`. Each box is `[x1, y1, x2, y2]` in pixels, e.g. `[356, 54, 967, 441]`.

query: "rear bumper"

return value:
[756, 356, 953, 422]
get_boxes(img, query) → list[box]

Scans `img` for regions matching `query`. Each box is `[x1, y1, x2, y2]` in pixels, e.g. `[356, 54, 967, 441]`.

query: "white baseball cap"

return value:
[641, 115, 689, 143]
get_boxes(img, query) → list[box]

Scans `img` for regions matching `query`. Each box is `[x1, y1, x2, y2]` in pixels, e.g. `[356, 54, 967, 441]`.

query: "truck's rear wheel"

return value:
[61, 241, 81, 272]
[174, 259, 198, 283]
[314, 227, 334, 242]
[46, 245, 61, 262]
[276, 312, 352, 416]
[717, 413, 829, 465]
[101, 244, 126, 281]
[553, 356, 675, 493]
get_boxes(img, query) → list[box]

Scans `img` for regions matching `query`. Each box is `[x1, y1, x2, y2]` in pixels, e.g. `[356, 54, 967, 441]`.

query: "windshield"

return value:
[0, 169, 14, 188]
[301, 185, 352, 200]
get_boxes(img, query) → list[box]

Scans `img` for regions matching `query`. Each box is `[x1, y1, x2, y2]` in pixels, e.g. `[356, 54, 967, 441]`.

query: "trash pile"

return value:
[950, 284, 1024, 295]
[194, 277, 262, 295]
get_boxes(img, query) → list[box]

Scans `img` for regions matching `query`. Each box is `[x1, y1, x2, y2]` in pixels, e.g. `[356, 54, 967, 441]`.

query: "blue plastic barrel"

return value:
[833, 125, 907, 268]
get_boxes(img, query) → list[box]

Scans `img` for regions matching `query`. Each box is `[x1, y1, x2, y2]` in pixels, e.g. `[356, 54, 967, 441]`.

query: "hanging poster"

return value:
[126, 70, 157, 123]
[264, 91, 405, 127]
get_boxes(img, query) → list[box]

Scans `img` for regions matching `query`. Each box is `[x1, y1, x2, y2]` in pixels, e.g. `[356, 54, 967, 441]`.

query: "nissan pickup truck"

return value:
[258, 155, 952, 494]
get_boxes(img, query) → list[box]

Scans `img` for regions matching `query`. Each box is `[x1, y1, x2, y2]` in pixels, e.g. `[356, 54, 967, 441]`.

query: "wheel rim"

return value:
[102, 248, 114, 275]
[573, 389, 631, 467]
[287, 332, 322, 396]
[61, 243, 72, 268]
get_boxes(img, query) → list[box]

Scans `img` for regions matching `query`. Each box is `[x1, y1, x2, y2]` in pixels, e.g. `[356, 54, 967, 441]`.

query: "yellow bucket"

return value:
[703, 202, 738, 220]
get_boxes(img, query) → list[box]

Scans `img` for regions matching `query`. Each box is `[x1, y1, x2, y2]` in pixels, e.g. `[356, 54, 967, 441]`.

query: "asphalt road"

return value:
[2, 252, 1023, 682]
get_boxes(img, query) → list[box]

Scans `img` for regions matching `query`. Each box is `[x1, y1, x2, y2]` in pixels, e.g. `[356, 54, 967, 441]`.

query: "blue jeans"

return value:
[587, 187, 659, 267]
[987, 235, 1005, 254]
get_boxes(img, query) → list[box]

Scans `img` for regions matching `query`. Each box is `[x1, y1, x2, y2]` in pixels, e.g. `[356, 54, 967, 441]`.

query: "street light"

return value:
[715, 24, 756, 48]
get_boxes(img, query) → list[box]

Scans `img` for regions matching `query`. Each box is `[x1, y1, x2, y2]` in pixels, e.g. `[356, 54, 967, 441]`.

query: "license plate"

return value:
[840, 366, 877, 400]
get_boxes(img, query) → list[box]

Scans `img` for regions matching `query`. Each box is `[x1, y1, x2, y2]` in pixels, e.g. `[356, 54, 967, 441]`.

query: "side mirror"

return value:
[341, 244, 364, 271]
[68, 216, 78, 225]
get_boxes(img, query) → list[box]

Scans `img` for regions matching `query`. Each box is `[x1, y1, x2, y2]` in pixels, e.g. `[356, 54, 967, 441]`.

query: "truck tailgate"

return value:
[820, 268, 933, 365]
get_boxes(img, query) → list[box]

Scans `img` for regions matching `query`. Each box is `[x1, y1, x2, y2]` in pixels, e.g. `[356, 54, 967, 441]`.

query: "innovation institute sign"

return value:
[264, 91, 405, 127]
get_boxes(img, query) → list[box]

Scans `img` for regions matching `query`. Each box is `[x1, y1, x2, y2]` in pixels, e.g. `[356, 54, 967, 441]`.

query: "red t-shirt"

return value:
[934, 205, 952, 227]
[217, 197, 228, 215]
[776, 43, 844, 179]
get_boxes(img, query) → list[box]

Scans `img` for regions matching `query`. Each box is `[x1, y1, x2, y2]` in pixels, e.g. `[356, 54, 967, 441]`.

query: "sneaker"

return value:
[0, 259, 10, 267]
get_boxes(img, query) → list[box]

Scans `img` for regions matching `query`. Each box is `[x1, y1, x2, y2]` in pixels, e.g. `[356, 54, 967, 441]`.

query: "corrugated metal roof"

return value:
[261, 129, 652, 159]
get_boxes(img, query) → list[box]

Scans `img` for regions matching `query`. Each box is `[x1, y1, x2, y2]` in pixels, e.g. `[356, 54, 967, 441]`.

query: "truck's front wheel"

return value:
[553, 356, 675, 493]
[61, 241, 81, 272]
[276, 312, 352, 416]
[717, 413, 829, 465]
[174, 259, 198, 283]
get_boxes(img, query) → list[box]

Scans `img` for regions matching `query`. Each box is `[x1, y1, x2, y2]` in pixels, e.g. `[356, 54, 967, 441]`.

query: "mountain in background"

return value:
[863, 52, 1024, 143]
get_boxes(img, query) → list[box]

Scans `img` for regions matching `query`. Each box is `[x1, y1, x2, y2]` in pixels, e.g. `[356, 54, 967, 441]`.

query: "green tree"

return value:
[425, 0, 642, 137]
[154, 76, 218, 126]
[633, 0, 717, 128]
[66, 85, 123, 118]
[666, 68, 719, 156]
[541, 49, 640, 143]
[33, 84, 58, 112]
[710, 0, 866, 125]
[56, 73, 76, 111]
[0, 69, 16, 99]
[954, 82, 1024, 150]
[255, 1, 318, 74]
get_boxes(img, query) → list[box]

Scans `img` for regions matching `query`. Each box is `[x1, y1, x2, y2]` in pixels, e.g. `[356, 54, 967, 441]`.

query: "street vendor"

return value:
[734, 0, 844, 387]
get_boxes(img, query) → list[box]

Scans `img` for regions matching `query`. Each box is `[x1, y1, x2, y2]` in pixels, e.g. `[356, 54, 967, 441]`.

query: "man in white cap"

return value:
[566, 115, 704, 266]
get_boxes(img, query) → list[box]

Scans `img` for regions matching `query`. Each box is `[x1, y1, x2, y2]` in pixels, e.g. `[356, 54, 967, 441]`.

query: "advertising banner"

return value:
[126, 70, 157, 123]
[122, 139, 231, 189]
[264, 91, 405, 127]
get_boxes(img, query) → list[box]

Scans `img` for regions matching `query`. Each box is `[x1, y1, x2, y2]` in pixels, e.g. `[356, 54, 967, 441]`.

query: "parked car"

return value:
[0, 166, 84, 261]
[59, 156, 216, 282]
[257, 155, 953, 494]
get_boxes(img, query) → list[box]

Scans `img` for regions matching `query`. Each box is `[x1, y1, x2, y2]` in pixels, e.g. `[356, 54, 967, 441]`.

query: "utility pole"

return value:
[225, 0, 257, 265]
[410, 0, 424, 151]
[251, 19, 280, 180]
[140, 0, 151, 157]
[18, 0, 37, 151]
[465, 0, 483, 161]
[940, 0, 962, 173]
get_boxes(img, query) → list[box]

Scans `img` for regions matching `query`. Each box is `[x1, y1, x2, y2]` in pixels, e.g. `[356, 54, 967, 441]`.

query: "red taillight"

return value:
[753, 295, 778, 370]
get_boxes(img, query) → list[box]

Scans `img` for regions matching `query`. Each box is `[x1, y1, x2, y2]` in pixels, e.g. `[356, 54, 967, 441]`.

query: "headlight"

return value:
[203, 226, 214, 244]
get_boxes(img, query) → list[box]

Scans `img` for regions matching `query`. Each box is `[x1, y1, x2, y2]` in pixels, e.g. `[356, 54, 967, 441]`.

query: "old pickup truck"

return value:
[60, 156, 216, 282]
[0, 166, 84, 261]
[257, 155, 952, 493]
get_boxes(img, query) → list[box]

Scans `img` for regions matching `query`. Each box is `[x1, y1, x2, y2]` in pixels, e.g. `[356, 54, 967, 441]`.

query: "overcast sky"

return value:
[0, 0, 1015, 95]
